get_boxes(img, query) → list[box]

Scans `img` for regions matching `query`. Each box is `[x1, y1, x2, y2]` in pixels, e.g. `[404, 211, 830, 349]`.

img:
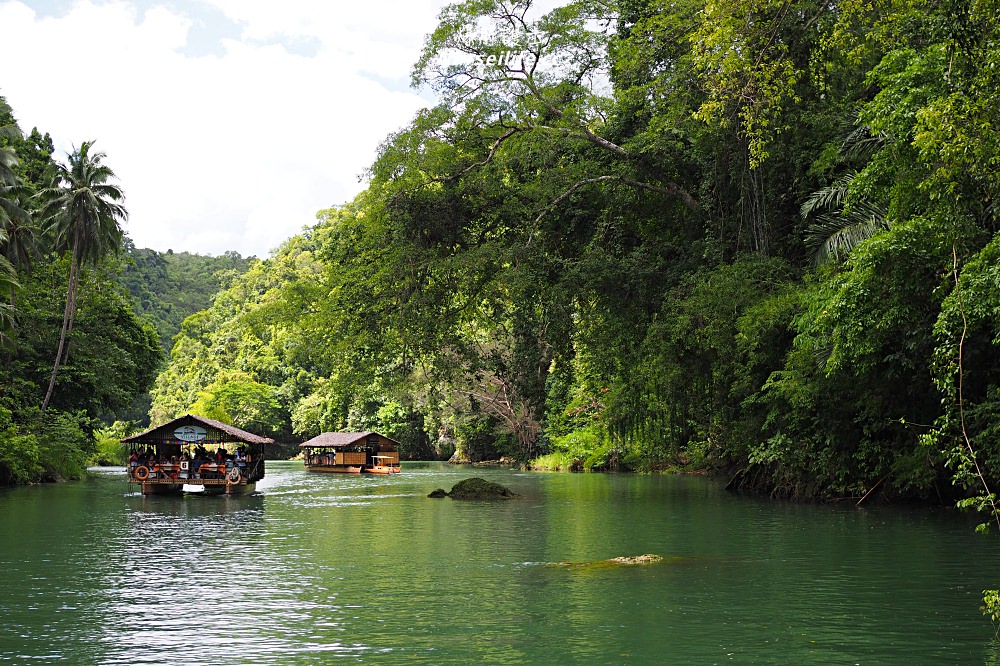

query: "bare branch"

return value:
[534, 176, 618, 223]
[534, 174, 704, 225]
[449, 127, 521, 181]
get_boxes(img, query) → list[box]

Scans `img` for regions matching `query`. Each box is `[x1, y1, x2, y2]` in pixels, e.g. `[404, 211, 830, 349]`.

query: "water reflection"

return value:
[103, 482, 336, 665]
[2, 463, 1000, 664]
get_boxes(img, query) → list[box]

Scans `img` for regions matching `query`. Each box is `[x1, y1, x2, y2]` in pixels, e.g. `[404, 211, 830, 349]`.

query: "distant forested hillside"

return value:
[119, 244, 254, 354]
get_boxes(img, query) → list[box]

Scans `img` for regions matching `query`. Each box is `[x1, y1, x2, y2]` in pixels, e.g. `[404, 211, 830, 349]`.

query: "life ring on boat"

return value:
[226, 468, 241, 483]
[134, 465, 150, 481]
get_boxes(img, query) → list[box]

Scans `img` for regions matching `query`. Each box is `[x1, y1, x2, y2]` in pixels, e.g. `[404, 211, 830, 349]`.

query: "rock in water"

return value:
[447, 477, 517, 499]
[607, 554, 664, 565]
[549, 554, 668, 570]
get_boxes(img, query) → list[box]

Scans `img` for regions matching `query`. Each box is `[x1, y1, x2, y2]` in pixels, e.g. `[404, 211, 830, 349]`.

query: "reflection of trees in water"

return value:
[983, 639, 1000, 666]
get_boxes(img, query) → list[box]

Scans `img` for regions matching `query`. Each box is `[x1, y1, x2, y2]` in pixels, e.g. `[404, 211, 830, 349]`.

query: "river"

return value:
[1, 461, 999, 664]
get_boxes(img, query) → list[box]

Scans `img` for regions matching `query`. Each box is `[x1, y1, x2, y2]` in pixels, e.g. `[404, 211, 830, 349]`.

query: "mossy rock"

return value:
[607, 554, 664, 565]
[445, 477, 517, 499]
[549, 554, 669, 570]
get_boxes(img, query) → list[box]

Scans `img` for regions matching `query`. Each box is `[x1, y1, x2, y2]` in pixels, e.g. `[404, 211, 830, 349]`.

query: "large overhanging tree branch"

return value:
[533, 175, 702, 224]
[412, 0, 703, 216]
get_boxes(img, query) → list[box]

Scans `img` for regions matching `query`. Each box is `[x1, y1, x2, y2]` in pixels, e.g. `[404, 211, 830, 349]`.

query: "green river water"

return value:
[2, 461, 1000, 665]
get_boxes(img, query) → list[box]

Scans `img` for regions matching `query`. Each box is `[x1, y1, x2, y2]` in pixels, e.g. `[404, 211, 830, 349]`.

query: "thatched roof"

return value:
[299, 431, 399, 449]
[122, 414, 275, 446]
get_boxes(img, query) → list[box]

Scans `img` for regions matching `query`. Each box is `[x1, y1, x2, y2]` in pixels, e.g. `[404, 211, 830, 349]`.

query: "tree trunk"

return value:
[61, 263, 80, 364]
[41, 250, 78, 410]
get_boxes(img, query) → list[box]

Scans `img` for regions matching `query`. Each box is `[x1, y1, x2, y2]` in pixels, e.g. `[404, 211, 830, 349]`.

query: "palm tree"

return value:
[0, 230, 17, 347]
[0, 99, 29, 333]
[0, 153, 36, 306]
[801, 173, 888, 264]
[801, 123, 888, 264]
[0, 214, 38, 276]
[37, 141, 127, 410]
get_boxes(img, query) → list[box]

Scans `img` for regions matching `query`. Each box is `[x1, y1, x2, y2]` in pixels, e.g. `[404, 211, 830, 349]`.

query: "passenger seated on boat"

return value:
[129, 452, 138, 469]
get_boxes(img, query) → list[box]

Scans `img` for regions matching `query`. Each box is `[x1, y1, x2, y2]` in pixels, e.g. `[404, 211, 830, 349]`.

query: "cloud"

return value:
[0, 0, 447, 256]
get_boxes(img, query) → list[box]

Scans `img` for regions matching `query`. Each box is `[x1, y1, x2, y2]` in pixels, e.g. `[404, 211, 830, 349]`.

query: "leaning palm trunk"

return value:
[41, 249, 79, 410]
[62, 259, 81, 364]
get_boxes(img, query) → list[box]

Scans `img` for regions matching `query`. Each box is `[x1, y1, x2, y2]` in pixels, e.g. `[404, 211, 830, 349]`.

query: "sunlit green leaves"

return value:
[688, 0, 811, 166]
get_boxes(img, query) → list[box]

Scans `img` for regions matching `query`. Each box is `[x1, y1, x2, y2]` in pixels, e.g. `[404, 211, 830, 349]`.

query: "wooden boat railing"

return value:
[128, 461, 251, 485]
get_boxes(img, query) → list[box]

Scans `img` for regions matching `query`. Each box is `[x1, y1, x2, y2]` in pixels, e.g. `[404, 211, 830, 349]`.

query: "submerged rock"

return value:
[607, 554, 664, 565]
[549, 554, 668, 570]
[429, 477, 518, 499]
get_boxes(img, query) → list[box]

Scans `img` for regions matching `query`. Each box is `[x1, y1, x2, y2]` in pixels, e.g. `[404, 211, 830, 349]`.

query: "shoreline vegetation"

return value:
[3, 1, 1000, 532]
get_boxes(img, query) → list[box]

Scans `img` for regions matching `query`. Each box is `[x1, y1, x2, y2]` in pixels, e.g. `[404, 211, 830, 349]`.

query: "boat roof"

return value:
[299, 431, 400, 449]
[122, 414, 275, 446]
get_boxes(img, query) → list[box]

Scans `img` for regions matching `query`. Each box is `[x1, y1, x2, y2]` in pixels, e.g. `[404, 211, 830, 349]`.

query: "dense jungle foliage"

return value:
[0, 98, 254, 483]
[149, 0, 1000, 509]
[0, 100, 159, 483]
[5, 1, 1000, 517]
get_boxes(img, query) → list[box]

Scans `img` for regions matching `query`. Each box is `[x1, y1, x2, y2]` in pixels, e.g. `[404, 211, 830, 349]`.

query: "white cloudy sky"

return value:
[0, 0, 453, 257]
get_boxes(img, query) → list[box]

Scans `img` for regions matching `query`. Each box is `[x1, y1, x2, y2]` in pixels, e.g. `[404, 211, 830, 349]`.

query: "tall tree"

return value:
[0, 97, 28, 333]
[0, 100, 47, 282]
[37, 141, 127, 410]
[0, 230, 16, 347]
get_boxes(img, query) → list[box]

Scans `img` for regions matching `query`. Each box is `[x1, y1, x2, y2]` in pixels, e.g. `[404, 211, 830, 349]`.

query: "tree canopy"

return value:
[139, 1, 1000, 514]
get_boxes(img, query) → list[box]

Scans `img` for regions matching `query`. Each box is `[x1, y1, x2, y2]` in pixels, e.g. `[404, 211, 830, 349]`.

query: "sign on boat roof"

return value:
[121, 414, 275, 446]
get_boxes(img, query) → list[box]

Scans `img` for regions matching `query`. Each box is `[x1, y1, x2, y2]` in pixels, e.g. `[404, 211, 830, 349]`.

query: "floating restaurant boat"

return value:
[122, 414, 274, 495]
[301, 432, 401, 474]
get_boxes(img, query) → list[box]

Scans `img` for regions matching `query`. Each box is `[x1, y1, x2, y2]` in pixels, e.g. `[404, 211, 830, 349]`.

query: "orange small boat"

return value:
[368, 454, 402, 475]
